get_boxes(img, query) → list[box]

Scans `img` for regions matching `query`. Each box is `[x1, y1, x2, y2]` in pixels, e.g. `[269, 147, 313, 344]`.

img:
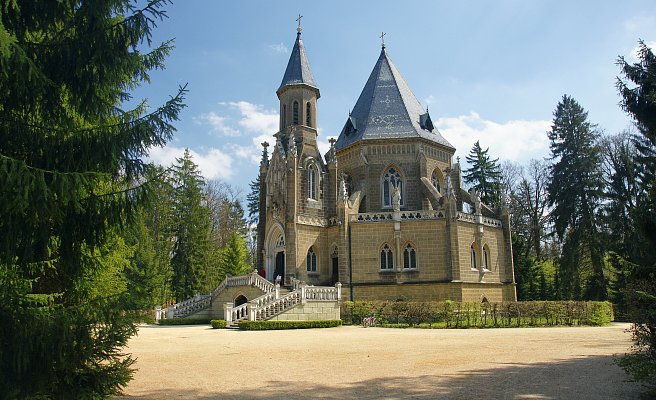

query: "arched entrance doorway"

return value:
[265, 225, 285, 282]
[274, 251, 285, 283]
[234, 295, 248, 307]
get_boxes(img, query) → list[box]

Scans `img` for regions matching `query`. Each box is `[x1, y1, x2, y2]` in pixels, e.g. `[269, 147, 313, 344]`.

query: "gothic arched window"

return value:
[306, 247, 317, 272]
[403, 243, 417, 269]
[380, 244, 394, 270]
[431, 170, 441, 194]
[293, 101, 299, 125]
[482, 245, 490, 271]
[470, 243, 477, 269]
[382, 167, 403, 208]
[308, 165, 317, 200]
[306, 102, 312, 127]
[282, 104, 287, 128]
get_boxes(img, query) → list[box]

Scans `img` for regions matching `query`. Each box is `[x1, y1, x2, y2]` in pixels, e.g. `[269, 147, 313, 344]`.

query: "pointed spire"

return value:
[277, 20, 319, 97]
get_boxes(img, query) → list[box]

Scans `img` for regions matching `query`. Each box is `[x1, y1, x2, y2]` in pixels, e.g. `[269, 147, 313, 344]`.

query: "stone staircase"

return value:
[159, 271, 341, 326]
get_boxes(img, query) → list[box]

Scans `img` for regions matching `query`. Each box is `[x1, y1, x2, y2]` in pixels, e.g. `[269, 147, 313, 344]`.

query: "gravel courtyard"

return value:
[119, 323, 643, 399]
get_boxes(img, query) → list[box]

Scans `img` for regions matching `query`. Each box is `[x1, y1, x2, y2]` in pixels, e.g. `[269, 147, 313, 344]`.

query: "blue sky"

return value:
[134, 0, 655, 194]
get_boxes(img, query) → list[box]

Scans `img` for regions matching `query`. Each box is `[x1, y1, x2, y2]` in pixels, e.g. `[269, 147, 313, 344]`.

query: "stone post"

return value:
[336, 282, 342, 302]
[167, 305, 175, 319]
[300, 283, 307, 304]
[224, 303, 233, 325]
[155, 306, 162, 321]
[275, 283, 280, 299]
[248, 301, 258, 321]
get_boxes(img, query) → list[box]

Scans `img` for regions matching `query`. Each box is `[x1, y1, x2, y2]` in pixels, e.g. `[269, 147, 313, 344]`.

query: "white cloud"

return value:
[196, 111, 241, 137]
[148, 145, 235, 181]
[228, 101, 279, 134]
[268, 42, 288, 54]
[436, 112, 551, 163]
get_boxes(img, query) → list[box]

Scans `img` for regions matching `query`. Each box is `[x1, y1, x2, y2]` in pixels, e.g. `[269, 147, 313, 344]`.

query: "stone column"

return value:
[224, 303, 233, 325]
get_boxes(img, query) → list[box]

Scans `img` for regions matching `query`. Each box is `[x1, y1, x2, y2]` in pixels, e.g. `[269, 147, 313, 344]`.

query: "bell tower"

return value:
[276, 16, 320, 154]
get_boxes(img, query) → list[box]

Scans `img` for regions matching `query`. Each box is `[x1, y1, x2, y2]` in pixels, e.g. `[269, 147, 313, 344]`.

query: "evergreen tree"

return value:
[546, 95, 606, 300]
[219, 230, 252, 277]
[0, 1, 185, 397]
[247, 176, 260, 227]
[616, 40, 656, 387]
[463, 140, 502, 206]
[170, 149, 211, 301]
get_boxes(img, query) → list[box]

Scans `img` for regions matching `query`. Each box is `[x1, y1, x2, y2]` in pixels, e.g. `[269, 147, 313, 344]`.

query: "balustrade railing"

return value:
[172, 294, 211, 318]
[350, 210, 446, 223]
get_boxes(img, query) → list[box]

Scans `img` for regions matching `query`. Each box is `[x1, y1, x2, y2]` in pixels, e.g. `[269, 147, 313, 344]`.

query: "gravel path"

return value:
[119, 323, 643, 399]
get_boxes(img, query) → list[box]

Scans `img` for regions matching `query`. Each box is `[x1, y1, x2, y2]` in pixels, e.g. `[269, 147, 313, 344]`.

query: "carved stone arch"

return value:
[264, 222, 285, 281]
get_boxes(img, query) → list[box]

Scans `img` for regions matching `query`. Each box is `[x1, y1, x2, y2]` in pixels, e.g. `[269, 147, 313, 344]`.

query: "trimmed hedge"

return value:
[239, 320, 342, 330]
[341, 300, 613, 328]
[210, 319, 227, 329]
[157, 318, 212, 326]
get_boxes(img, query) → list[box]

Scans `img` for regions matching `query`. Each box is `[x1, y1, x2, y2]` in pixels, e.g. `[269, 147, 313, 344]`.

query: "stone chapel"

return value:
[256, 26, 517, 303]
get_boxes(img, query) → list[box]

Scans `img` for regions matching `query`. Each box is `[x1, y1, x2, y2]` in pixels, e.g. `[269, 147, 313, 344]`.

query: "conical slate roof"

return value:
[277, 32, 318, 96]
[335, 47, 453, 150]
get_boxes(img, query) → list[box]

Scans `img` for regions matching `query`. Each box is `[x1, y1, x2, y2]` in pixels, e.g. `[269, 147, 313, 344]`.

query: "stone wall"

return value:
[268, 301, 340, 321]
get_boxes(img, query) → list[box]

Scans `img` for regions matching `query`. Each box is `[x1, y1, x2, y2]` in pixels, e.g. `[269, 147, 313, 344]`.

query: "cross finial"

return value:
[380, 32, 386, 48]
[329, 137, 336, 146]
[296, 14, 303, 33]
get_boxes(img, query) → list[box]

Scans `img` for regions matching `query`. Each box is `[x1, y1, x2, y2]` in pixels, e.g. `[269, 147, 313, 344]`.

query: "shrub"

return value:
[341, 301, 614, 328]
[157, 318, 212, 326]
[239, 320, 342, 330]
[210, 320, 227, 329]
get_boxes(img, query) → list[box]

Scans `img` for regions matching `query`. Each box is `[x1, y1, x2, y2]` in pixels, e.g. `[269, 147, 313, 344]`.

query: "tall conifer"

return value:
[170, 149, 210, 301]
[546, 95, 606, 300]
[463, 140, 502, 206]
[0, 1, 185, 396]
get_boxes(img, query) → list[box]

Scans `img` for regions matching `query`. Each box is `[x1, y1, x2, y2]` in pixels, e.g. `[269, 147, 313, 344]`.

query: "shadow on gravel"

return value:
[119, 354, 645, 400]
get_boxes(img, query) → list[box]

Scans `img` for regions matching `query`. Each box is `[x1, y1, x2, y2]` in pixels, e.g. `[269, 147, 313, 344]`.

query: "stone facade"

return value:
[257, 29, 517, 303]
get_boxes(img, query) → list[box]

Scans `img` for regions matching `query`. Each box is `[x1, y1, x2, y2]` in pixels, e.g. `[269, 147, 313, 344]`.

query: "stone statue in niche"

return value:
[392, 184, 401, 212]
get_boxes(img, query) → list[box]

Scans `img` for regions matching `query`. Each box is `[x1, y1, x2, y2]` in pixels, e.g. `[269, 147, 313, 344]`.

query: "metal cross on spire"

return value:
[296, 14, 303, 33]
[380, 31, 386, 48]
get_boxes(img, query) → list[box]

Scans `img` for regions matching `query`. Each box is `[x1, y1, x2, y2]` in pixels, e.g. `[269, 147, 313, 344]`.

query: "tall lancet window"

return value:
[382, 167, 403, 208]
[308, 165, 317, 200]
[282, 104, 287, 128]
[293, 101, 299, 125]
[306, 102, 312, 127]
[431, 170, 441, 194]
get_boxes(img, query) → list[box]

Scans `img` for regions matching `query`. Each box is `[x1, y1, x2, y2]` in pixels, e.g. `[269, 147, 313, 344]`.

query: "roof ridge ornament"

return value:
[380, 31, 386, 48]
[296, 14, 303, 34]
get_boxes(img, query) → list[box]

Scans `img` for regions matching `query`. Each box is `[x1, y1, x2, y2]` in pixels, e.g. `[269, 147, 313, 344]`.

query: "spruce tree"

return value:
[170, 149, 211, 301]
[546, 95, 606, 300]
[247, 176, 260, 227]
[0, 1, 185, 397]
[616, 40, 656, 387]
[463, 140, 502, 206]
[219, 230, 252, 277]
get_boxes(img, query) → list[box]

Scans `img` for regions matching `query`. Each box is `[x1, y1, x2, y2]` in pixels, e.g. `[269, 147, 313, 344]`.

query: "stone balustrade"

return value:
[351, 210, 445, 223]
[224, 282, 342, 326]
[169, 294, 211, 318]
[456, 212, 502, 228]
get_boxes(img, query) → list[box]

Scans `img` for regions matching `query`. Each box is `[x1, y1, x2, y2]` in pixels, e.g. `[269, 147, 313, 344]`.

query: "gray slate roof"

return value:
[277, 32, 318, 95]
[335, 47, 454, 151]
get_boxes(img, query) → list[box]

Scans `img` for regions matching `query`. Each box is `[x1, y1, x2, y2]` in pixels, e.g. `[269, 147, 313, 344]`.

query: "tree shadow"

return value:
[118, 355, 646, 399]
